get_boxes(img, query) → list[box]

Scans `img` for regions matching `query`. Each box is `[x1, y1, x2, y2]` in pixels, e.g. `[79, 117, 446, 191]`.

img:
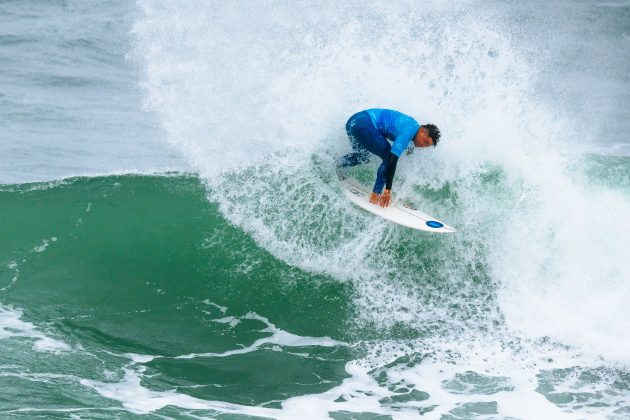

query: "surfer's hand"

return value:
[379, 189, 391, 207]
[369, 192, 380, 205]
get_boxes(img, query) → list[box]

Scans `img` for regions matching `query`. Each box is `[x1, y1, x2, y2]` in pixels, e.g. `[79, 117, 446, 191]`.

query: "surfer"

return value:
[337, 109, 440, 208]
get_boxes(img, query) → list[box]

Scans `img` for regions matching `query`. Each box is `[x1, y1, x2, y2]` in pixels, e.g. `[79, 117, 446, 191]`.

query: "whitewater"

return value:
[1, 0, 630, 418]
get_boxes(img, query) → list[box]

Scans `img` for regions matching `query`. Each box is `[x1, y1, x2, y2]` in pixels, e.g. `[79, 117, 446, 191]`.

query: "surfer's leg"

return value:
[346, 111, 390, 160]
[336, 150, 367, 180]
[336, 113, 371, 180]
[339, 112, 389, 164]
[343, 111, 392, 190]
[337, 111, 391, 180]
[337, 112, 371, 168]
[337, 151, 369, 168]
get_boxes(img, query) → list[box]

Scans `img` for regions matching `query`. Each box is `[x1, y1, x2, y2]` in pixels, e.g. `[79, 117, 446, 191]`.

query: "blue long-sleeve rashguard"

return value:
[365, 109, 420, 157]
[341, 109, 420, 193]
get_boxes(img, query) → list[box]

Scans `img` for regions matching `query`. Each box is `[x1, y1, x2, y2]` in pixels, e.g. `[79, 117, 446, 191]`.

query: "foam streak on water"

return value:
[0, 305, 69, 353]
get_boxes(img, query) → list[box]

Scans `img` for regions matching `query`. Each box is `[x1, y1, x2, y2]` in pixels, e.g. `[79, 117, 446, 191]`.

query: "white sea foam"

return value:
[80, 366, 279, 416]
[1, 261, 20, 291]
[86, 335, 630, 419]
[121, 309, 343, 367]
[124, 353, 156, 364]
[212, 316, 240, 327]
[32, 237, 57, 253]
[83, 307, 629, 418]
[87, 320, 357, 419]
[176, 312, 343, 360]
[0, 305, 70, 353]
[202, 299, 227, 314]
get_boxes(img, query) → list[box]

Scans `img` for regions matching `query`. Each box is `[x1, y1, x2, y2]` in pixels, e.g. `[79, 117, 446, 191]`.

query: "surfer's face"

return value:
[413, 128, 434, 148]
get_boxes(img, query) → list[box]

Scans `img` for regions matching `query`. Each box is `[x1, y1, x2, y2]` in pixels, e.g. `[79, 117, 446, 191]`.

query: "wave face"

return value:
[133, 0, 630, 354]
[1, 168, 630, 417]
[0, 175, 356, 416]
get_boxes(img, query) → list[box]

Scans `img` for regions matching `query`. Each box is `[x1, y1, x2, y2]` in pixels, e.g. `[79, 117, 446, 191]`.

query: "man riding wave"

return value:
[337, 109, 441, 207]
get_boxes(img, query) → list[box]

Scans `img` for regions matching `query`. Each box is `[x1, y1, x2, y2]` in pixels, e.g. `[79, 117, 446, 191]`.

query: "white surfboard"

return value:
[341, 177, 455, 233]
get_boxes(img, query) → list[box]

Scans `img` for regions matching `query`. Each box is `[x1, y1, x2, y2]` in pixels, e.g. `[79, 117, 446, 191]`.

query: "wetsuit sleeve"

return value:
[390, 125, 418, 157]
[373, 153, 399, 193]
[373, 160, 387, 194]
[384, 153, 398, 191]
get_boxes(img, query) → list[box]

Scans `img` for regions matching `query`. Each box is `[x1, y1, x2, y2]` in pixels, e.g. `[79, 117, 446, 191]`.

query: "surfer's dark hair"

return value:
[422, 124, 441, 147]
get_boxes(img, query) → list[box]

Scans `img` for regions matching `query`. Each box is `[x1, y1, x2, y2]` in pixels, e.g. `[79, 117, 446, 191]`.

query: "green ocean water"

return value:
[0, 174, 360, 417]
[1, 161, 630, 418]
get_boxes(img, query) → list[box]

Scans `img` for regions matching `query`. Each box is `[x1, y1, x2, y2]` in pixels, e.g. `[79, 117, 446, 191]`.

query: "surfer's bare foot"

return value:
[369, 192, 380, 205]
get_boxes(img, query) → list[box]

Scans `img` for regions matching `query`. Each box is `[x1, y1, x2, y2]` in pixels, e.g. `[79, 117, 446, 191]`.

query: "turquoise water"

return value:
[0, 175, 354, 416]
[1, 168, 630, 418]
[2, 1, 630, 418]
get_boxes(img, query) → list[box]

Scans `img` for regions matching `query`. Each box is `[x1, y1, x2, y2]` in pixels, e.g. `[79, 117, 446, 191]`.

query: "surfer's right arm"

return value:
[373, 125, 416, 206]
[373, 154, 399, 207]
[371, 153, 399, 207]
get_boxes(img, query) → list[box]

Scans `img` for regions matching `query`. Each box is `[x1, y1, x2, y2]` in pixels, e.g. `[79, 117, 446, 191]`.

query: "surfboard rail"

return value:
[341, 177, 456, 233]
